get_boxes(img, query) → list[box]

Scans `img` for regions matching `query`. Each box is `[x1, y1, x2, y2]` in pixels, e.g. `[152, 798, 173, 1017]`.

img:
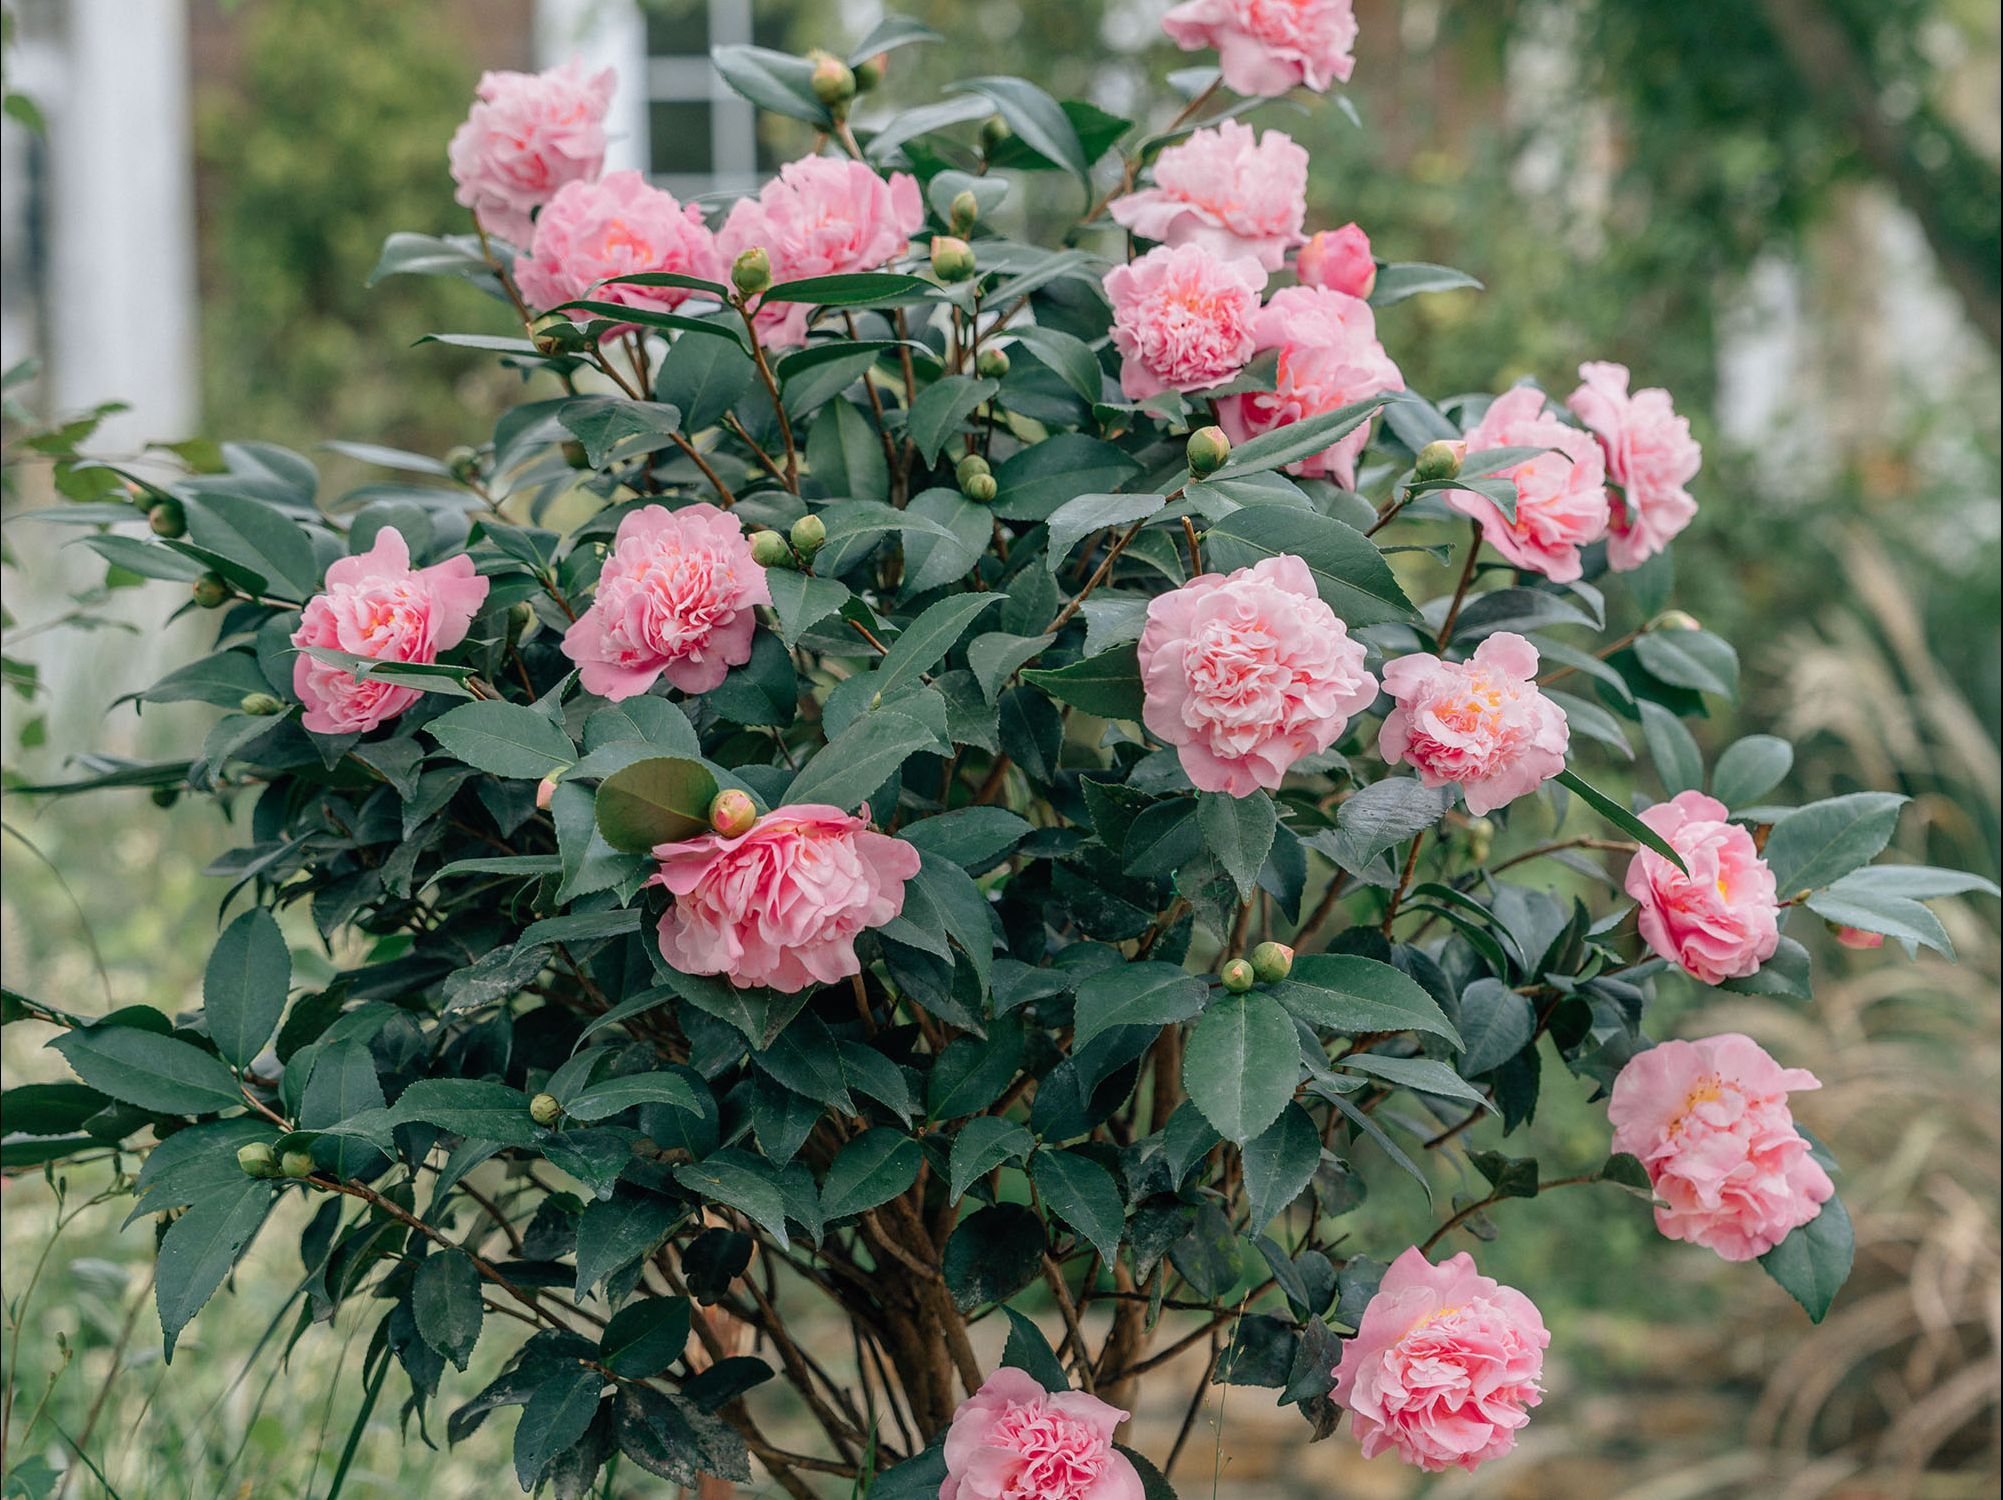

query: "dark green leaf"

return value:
[203, 908, 290, 1068]
[1182, 990, 1298, 1146]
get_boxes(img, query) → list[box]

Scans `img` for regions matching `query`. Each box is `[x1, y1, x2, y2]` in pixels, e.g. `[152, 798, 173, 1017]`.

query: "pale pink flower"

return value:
[561, 503, 770, 700]
[940, 1368, 1143, 1500]
[1214, 285, 1403, 486]
[716, 156, 923, 349]
[1448, 385, 1609, 583]
[290, 528, 489, 736]
[1105, 244, 1262, 399]
[1567, 361, 1702, 571]
[447, 60, 616, 247]
[1139, 554, 1377, 795]
[651, 805, 920, 993]
[513, 171, 722, 332]
[1626, 790, 1781, 983]
[1162, 0, 1359, 96]
[1377, 633, 1569, 815]
[1109, 121, 1308, 274]
[1296, 222, 1376, 299]
[1331, 1247, 1548, 1475]
[1609, 1033, 1834, 1261]
[1832, 925, 1885, 950]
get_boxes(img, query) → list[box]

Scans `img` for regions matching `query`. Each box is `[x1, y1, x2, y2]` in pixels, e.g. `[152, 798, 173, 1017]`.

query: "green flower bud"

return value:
[1250, 941, 1294, 984]
[930, 235, 976, 283]
[709, 788, 758, 838]
[536, 770, 563, 811]
[961, 472, 998, 504]
[976, 347, 1010, 380]
[561, 439, 590, 470]
[191, 572, 231, 609]
[529, 1092, 562, 1128]
[810, 51, 857, 108]
[236, 1141, 279, 1179]
[731, 246, 773, 299]
[238, 692, 284, 717]
[1220, 958, 1256, 994]
[789, 512, 828, 557]
[955, 453, 991, 486]
[950, 189, 980, 236]
[279, 1148, 316, 1179]
[147, 500, 186, 538]
[980, 115, 1013, 153]
[531, 312, 583, 356]
[1465, 816, 1495, 865]
[1186, 425, 1231, 476]
[506, 599, 535, 647]
[1413, 440, 1465, 483]
[444, 445, 481, 483]
[1650, 609, 1701, 632]
[853, 55, 885, 92]
[150, 786, 180, 809]
[748, 529, 795, 569]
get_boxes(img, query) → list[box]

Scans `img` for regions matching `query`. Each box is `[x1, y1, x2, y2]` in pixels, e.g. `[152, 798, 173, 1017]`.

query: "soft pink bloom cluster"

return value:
[1450, 385, 1610, 583]
[718, 156, 923, 348]
[447, 61, 615, 247]
[1105, 244, 1263, 399]
[651, 805, 919, 993]
[940, 1368, 1142, 1500]
[1109, 121, 1308, 274]
[1568, 361, 1702, 572]
[1215, 285, 1403, 486]
[1163, 0, 1359, 96]
[514, 171, 722, 331]
[1296, 222, 1376, 299]
[1378, 632, 1569, 815]
[560, 503, 770, 700]
[1626, 790, 1781, 983]
[1331, 1247, 1548, 1474]
[290, 528, 489, 736]
[1609, 1033, 1834, 1261]
[1139, 554, 1377, 795]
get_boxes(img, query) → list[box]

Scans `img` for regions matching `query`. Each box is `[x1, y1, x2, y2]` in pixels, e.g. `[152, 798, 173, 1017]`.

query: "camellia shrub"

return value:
[11, 6, 1998, 1495]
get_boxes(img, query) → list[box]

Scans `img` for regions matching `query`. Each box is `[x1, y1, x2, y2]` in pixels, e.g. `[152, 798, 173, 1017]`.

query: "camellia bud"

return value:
[1220, 958, 1256, 994]
[1465, 815, 1495, 865]
[535, 768, 564, 811]
[239, 692, 283, 717]
[980, 115, 1012, 153]
[853, 54, 886, 92]
[150, 786, 180, 808]
[530, 312, 581, 355]
[560, 439, 590, 470]
[950, 189, 980, 236]
[789, 512, 828, 557]
[955, 453, 991, 486]
[976, 347, 1010, 380]
[709, 788, 758, 838]
[930, 235, 976, 283]
[236, 1141, 279, 1179]
[731, 246, 773, 299]
[529, 1092, 562, 1128]
[1650, 609, 1702, 632]
[809, 51, 857, 108]
[506, 599, 535, 647]
[1829, 923, 1885, 950]
[1250, 941, 1294, 985]
[148, 499, 186, 538]
[191, 572, 231, 609]
[961, 471, 998, 504]
[445, 445, 481, 483]
[1413, 439, 1464, 483]
[748, 529, 795, 569]
[279, 1148, 316, 1179]
[1186, 425, 1231, 476]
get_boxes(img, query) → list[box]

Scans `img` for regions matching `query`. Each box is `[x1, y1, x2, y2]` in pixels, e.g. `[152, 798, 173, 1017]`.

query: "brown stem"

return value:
[1380, 830, 1428, 936]
[1434, 521, 1485, 647]
[669, 432, 739, 507]
[736, 301, 799, 490]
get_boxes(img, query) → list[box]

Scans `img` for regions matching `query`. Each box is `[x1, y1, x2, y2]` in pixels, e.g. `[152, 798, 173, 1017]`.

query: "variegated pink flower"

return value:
[514, 171, 722, 331]
[1105, 243, 1263, 400]
[447, 60, 615, 247]
[1377, 632, 1569, 815]
[1109, 121, 1308, 274]
[1568, 361, 1702, 571]
[941, 1368, 1143, 1500]
[1448, 385, 1609, 583]
[1626, 790, 1781, 983]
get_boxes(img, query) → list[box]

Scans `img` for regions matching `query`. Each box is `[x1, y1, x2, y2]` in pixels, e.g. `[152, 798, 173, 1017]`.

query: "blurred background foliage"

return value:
[2, 0, 1997, 1495]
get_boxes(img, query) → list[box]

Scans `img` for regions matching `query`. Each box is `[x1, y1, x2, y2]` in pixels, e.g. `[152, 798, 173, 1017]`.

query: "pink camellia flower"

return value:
[561, 503, 770, 700]
[1608, 1033, 1835, 1261]
[1296, 222, 1376, 299]
[1832, 924, 1885, 950]
[1331, 1247, 1548, 1474]
[1567, 361, 1702, 572]
[1162, 0, 1359, 96]
[447, 60, 616, 247]
[940, 1367, 1143, 1500]
[1626, 790, 1781, 983]
[291, 528, 489, 736]
[1214, 285, 1403, 486]
[1447, 385, 1609, 583]
[1108, 121, 1308, 275]
[1105, 243, 1263, 399]
[651, 804, 920, 993]
[1377, 632, 1569, 815]
[513, 171, 722, 330]
[716, 155, 923, 349]
[1139, 554, 1378, 795]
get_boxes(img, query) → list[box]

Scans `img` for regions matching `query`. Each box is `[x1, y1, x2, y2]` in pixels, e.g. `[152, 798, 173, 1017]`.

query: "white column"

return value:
[537, 0, 650, 175]
[47, 0, 197, 452]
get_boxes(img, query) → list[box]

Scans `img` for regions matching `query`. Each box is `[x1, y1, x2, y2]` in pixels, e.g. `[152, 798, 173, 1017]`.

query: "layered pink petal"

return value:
[1161, 0, 1359, 96]
[1108, 121, 1307, 274]
[448, 60, 615, 247]
[1447, 385, 1610, 582]
[1567, 361, 1702, 571]
[941, 1368, 1143, 1500]
[1377, 632, 1569, 814]
[1105, 243, 1263, 399]
[1624, 790, 1781, 983]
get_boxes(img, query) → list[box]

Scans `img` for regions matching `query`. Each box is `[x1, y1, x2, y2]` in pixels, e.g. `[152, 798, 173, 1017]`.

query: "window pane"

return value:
[650, 101, 715, 177]
[642, 0, 709, 55]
